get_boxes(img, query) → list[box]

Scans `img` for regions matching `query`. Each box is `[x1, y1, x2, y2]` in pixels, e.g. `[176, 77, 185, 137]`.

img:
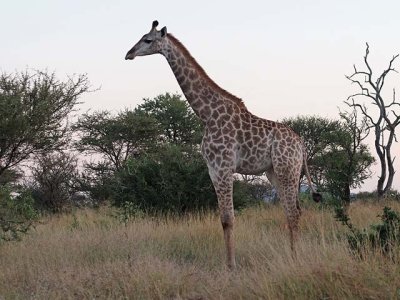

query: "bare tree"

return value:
[345, 43, 400, 198]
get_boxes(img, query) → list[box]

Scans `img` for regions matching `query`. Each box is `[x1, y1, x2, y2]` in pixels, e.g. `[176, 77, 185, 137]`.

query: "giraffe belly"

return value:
[235, 153, 272, 175]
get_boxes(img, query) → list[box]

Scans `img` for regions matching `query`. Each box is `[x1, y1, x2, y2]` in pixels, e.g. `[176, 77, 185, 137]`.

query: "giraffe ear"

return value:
[161, 26, 167, 37]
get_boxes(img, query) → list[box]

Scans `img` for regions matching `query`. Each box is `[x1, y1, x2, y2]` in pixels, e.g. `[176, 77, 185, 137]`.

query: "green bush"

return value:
[30, 152, 79, 212]
[0, 186, 38, 242]
[112, 145, 217, 213]
[79, 161, 115, 203]
[335, 206, 400, 256]
[233, 180, 265, 209]
[116, 201, 145, 225]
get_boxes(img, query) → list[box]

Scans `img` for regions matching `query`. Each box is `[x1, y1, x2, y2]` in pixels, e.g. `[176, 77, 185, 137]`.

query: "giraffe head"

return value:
[125, 20, 167, 60]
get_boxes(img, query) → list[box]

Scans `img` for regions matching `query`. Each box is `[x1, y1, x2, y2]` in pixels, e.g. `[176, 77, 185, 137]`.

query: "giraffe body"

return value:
[125, 21, 320, 269]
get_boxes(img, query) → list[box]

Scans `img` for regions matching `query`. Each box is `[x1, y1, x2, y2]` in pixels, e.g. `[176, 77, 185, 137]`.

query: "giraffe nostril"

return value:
[125, 50, 136, 60]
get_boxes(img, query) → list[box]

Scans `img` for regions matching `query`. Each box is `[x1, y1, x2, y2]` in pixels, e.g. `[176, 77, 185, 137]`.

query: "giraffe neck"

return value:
[161, 34, 246, 123]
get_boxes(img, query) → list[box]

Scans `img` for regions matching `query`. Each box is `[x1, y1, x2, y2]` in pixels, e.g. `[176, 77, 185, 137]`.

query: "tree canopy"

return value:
[0, 70, 90, 176]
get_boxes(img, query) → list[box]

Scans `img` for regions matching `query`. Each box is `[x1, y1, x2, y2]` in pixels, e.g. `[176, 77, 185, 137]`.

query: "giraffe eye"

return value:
[144, 39, 152, 44]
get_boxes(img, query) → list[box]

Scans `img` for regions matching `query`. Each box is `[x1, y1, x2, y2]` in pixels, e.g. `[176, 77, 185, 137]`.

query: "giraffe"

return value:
[125, 21, 321, 269]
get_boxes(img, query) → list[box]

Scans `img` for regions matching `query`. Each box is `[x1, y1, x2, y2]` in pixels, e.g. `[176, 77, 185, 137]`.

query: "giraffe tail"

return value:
[303, 152, 322, 203]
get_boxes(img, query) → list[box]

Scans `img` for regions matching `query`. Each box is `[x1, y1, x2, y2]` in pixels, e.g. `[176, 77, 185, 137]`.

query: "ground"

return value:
[0, 201, 399, 299]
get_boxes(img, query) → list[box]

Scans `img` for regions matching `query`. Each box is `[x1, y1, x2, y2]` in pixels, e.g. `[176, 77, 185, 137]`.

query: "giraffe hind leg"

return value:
[278, 181, 301, 252]
[266, 168, 301, 251]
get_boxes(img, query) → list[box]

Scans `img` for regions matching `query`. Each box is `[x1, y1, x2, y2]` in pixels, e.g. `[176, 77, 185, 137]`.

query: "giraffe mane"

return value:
[167, 34, 247, 109]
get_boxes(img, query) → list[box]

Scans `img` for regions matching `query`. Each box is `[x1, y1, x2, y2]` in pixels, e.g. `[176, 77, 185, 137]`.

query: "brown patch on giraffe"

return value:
[191, 100, 202, 110]
[180, 81, 191, 91]
[208, 152, 215, 161]
[216, 156, 222, 166]
[245, 131, 252, 141]
[192, 82, 201, 93]
[201, 106, 211, 117]
[208, 119, 216, 127]
[237, 130, 244, 143]
[178, 57, 186, 66]
[225, 122, 234, 131]
[226, 105, 234, 115]
[189, 70, 199, 80]
[200, 95, 210, 105]
[242, 122, 250, 131]
[286, 137, 293, 143]
[212, 110, 219, 120]
[217, 106, 226, 114]
[219, 114, 230, 126]
[222, 127, 231, 135]
[210, 101, 219, 109]
[214, 136, 223, 144]
[232, 115, 241, 129]
[242, 144, 250, 154]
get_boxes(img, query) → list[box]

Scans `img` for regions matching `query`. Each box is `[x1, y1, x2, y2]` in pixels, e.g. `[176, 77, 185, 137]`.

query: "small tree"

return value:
[79, 161, 115, 202]
[317, 110, 374, 205]
[74, 109, 159, 171]
[135, 93, 203, 147]
[282, 116, 341, 186]
[0, 70, 90, 176]
[345, 43, 400, 198]
[0, 185, 38, 242]
[30, 152, 79, 212]
[284, 115, 374, 204]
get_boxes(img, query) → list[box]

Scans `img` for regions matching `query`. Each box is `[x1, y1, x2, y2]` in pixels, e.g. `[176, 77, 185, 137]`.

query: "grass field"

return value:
[1, 201, 399, 299]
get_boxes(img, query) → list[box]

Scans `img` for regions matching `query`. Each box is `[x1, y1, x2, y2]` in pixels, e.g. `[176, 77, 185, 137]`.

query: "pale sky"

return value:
[2, 0, 400, 191]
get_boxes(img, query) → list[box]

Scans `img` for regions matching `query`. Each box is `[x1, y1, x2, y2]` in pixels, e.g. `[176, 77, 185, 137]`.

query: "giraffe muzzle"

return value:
[125, 51, 135, 60]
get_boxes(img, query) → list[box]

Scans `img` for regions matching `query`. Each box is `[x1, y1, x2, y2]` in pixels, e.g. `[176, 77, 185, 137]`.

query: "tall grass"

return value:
[0, 201, 399, 299]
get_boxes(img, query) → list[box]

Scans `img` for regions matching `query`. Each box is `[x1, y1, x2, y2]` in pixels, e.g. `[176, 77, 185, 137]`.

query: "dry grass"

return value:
[1, 201, 400, 299]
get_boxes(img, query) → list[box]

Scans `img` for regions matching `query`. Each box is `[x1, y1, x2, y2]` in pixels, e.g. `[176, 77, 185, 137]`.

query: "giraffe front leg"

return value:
[207, 166, 236, 269]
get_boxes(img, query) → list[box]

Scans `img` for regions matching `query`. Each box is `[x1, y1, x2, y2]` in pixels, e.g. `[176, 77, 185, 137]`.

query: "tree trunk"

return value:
[375, 126, 387, 198]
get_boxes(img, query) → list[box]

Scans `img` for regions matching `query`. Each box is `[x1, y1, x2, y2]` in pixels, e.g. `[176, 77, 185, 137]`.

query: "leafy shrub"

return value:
[116, 201, 144, 225]
[30, 152, 80, 212]
[112, 145, 217, 213]
[0, 186, 38, 242]
[79, 161, 115, 203]
[356, 191, 377, 200]
[335, 206, 400, 256]
[385, 189, 400, 201]
[233, 180, 266, 209]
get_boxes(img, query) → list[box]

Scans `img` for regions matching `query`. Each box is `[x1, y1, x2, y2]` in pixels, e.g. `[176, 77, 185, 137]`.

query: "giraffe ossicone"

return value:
[125, 20, 321, 269]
